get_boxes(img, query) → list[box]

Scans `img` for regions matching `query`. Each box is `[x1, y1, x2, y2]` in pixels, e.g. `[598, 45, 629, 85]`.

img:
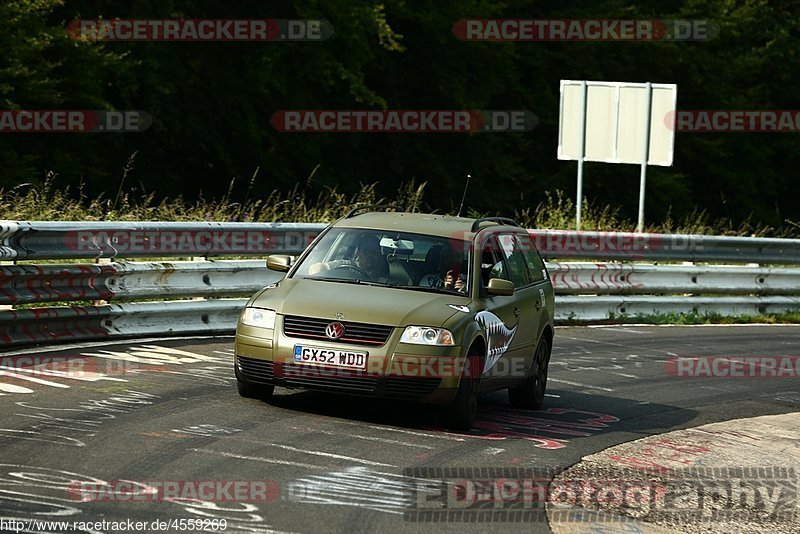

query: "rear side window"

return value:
[516, 233, 548, 283]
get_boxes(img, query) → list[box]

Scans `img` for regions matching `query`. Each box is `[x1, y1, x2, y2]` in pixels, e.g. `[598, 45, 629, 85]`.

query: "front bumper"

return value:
[235, 319, 465, 404]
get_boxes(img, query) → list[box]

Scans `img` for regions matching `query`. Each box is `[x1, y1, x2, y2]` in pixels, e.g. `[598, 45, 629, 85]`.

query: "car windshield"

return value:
[291, 228, 471, 294]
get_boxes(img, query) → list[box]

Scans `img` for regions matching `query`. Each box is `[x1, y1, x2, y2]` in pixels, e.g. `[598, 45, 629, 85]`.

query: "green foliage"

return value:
[0, 0, 798, 230]
[561, 310, 800, 326]
[0, 0, 132, 182]
[2, 177, 796, 238]
[557, 308, 800, 325]
[0, 175, 428, 223]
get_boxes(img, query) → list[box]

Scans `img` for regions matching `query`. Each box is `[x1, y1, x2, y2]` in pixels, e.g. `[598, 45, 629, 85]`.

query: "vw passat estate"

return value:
[234, 208, 555, 430]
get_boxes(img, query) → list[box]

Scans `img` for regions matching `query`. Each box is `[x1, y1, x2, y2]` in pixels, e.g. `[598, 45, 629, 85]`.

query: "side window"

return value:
[516, 233, 547, 283]
[480, 237, 507, 286]
[497, 234, 530, 287]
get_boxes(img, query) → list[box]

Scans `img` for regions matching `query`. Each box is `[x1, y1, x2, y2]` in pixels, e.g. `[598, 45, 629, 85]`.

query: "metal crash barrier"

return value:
[1, 221, 799, 347]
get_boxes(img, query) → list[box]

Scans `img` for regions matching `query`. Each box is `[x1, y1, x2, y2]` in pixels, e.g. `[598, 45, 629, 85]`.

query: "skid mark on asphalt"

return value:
[80, 345, 229, 366]
[323, 407, 622, 452]
[426, 407, 622, 450]
[286, 406, 624, 453]
[286, 466, 440, 515]
[764, 391, 800, 404]
[548, 378, 614, 392]
[172, 424, 243, 437]
[557, 334, 693, 357]
[0, 344, 232, 396]
[0, 367, 102, 395]
[285, 425, 436, 449]
[3, 390, 161, 448]
[153, 367, 232, 386]
[0, 381, 35, 394]
[238, 440, 398, 467]
[588, 327, 651, 334]
[192, 448, 330, 470]
[0, 462, 294, 534]
[551, 354, 642, 380]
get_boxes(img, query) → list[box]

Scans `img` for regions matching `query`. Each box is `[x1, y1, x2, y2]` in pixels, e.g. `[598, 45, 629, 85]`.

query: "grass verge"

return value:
[1, 177, 797, 237]
[557, 310, 800, 326]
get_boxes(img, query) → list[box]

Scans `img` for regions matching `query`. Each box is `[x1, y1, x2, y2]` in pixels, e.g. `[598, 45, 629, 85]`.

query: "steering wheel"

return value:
[331, 264, 371, 279]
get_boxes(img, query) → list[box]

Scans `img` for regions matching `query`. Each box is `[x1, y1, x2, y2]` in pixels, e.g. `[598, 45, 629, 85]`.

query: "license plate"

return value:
[293, 345, 367, 370]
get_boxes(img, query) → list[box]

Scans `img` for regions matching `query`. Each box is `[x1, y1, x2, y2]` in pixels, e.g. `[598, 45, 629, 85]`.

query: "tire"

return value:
[508, 336, 551, 410]
[235, 366, 274, 400]
[445, 344, 483, 431]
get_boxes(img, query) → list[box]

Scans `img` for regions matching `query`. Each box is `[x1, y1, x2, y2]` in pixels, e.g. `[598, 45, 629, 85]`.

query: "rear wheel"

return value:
[509, 336, 551, 410]
[235, 366, 274, 400]
[445, 344, 483, 431]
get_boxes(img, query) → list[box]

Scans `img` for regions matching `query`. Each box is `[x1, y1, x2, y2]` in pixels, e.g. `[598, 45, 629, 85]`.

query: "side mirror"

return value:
[487, 278, 514, 296]
[266, 255, 292, 272]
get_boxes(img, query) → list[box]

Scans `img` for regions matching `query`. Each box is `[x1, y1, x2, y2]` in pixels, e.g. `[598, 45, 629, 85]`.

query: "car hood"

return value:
[250, 277, 468, 327]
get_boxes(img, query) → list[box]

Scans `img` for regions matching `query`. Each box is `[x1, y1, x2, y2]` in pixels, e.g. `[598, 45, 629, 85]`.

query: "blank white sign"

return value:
[558, 80, 677, 166]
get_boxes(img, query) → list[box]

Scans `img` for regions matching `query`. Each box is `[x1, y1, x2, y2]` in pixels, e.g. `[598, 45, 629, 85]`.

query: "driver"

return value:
[309, 235, 389, 281]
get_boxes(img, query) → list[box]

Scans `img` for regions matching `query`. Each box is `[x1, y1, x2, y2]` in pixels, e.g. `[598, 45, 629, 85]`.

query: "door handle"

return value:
[514, 306, 520, 317]
[535, 300, 541, 311]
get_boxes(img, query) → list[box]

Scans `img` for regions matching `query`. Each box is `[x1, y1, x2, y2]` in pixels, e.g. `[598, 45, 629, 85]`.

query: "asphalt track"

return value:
[0, 324, 798, 533]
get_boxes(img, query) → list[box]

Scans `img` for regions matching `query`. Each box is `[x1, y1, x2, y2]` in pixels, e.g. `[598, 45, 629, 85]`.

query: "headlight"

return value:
[400, 326, 455, 346]
[241, 307, 276, 329]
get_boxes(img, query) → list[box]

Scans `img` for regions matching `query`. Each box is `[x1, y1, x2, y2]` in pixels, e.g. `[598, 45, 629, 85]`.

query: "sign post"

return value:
[576, 81, 587, 230]
[558, 80, 677, 232]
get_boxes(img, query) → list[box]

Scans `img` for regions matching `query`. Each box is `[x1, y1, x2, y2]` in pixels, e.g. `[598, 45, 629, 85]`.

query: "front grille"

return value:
[385, 377, 442, 397]
[237, 356, 274, 384]
[283, 315, 393, 346]
[238, 356, 441, 399]
[283, 364, 378, 393]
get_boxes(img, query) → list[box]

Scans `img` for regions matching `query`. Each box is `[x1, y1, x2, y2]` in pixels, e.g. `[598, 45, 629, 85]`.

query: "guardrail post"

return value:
[0, 259, 12, 310]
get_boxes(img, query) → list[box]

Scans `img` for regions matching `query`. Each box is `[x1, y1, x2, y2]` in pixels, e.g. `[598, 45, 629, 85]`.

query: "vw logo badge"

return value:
[325, 322, 345, 339]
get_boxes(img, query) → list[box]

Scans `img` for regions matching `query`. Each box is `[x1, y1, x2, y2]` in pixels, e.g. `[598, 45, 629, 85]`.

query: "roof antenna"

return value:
[457, 174, 471, 217]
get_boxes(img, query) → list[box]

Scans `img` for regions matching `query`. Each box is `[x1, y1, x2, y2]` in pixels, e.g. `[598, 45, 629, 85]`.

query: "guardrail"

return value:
[1, 221, 799, 348]
[0, 261, 275, 305]
[3, 221, 800, 263]
[548, 262, 800, 295]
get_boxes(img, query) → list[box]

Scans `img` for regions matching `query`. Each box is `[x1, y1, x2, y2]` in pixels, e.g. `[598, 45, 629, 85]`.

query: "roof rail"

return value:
[470, 217, 519, 232]
[343, 205, 390, 219]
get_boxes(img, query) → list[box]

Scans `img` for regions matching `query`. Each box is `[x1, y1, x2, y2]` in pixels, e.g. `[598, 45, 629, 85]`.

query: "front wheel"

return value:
[445, 344, 483, 431]
[508, 336, 551, 410]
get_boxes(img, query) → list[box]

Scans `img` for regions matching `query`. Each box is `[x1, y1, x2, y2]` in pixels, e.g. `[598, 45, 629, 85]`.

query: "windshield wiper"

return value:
[389, 284, 464, 295]
[305, 276, 388, 287]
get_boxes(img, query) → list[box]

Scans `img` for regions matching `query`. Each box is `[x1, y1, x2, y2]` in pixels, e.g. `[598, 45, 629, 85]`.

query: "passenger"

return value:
[419, 244, 466, 292]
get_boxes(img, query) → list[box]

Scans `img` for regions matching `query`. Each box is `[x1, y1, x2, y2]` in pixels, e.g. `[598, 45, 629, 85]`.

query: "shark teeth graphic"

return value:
[474, 310, 518, 374]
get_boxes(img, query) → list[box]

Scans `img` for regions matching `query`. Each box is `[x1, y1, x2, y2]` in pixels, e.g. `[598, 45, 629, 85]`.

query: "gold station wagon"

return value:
[234, 208, 555, 430]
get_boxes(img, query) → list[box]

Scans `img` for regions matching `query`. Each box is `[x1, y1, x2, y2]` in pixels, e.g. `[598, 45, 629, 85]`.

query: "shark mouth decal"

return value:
[474, 310, 518, 375]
